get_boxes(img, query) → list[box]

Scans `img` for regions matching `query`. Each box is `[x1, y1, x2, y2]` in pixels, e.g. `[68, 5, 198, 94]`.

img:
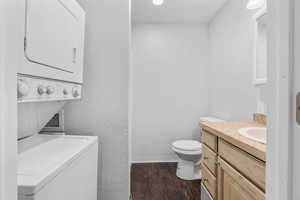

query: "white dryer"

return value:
[18, 134, 98, 200]
[19, 0, 86, 83]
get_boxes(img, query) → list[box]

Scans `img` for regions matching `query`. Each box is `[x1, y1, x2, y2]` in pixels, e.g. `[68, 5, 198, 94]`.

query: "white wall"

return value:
[293, 0, 300, 199]
[63, 0, 130, 200]
[267, 0, 293, 199]
[132, 24, 209, 162]
[208, 0, 261, 121]
[0, 0, 20, 199]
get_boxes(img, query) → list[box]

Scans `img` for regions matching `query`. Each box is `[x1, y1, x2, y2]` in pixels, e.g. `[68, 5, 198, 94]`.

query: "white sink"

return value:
[239, 127, 267, 144]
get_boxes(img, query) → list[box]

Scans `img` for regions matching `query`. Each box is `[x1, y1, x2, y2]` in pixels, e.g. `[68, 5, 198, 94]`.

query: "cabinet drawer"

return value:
[202, 131, 218, 152]
[202, 165, 217, 200]
[218, 139, 266, 191]
[203, 144, 217, 175]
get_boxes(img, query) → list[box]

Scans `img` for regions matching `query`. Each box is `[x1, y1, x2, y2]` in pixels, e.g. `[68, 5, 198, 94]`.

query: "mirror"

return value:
[253, 8, 267, 85]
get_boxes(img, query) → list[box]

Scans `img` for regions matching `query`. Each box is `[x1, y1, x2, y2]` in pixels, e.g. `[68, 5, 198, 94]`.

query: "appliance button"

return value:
[72, 87, 80, 98]
[63, 88, 68, 95]
[18, 79, 30, 98]
[37, 85, 47, 95]
[46, 86, 55, 95]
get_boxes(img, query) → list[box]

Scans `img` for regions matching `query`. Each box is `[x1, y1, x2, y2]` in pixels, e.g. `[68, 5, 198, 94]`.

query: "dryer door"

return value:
[23, 0, 85, 82]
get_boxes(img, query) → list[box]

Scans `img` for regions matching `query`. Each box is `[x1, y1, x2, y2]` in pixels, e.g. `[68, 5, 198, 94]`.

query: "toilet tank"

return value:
[200, 117, 225, 123]
[199, 117, 225, 135]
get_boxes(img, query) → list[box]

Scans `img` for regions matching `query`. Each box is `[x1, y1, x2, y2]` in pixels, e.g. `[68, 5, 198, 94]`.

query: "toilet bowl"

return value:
[172, 117, 225, 180]
[172, 140, 202, 180]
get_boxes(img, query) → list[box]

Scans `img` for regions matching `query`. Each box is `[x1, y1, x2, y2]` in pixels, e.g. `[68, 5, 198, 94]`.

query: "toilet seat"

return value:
[172, 147, 201, 155]
[172, 140, 202, 154]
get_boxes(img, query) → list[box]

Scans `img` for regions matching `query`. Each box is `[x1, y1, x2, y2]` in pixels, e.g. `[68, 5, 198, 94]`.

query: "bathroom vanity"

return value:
[200, 119, 266, 200]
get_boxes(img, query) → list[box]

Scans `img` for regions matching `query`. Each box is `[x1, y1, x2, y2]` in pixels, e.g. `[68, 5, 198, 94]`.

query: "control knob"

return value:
[37, 85, 47, 95]
[72, 87, 80, 98]
[46, 86, 55, 95]
[63, 88, 68, 95]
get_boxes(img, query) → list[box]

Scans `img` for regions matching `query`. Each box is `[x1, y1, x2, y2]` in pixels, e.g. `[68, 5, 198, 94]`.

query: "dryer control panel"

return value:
[18, 76, 82, 103]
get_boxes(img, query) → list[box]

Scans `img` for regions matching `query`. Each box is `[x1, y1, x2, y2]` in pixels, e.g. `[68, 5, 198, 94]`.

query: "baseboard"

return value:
[131, 160, 178, 164]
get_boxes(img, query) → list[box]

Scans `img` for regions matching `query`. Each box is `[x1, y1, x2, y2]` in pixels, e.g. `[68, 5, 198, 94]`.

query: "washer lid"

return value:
[172, 140, 202, 151]
[18, 135, 98, 196]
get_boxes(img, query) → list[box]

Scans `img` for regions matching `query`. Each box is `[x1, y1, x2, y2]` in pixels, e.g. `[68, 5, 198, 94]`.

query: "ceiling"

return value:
[132, 0, 229, 24]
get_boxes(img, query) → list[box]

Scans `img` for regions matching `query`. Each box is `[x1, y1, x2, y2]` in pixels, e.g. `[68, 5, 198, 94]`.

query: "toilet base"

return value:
[176, 160, 202, 180]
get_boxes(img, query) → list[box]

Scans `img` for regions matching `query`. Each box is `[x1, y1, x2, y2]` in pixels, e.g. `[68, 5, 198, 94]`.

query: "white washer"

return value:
[18, 134, 98, 200]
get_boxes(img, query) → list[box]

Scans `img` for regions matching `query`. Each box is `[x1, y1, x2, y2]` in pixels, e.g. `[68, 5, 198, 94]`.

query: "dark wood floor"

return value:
[131, 163, 201, 200]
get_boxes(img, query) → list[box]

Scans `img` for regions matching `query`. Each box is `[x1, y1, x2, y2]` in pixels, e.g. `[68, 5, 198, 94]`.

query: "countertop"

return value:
[200, 122, 266, 162]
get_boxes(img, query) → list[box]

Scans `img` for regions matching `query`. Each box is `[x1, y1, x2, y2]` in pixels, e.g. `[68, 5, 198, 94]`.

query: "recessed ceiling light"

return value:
[152, 0, 164, 6]
[246, 0, 266, 10]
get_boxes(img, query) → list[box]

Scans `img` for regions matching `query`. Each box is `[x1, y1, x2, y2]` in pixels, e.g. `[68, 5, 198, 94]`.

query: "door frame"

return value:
[0, 1, 20, 200]
[267, 0, 294, 200]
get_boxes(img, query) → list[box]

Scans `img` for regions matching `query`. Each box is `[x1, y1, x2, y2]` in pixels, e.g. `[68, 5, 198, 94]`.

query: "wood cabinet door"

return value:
[217, 157, 265, 200]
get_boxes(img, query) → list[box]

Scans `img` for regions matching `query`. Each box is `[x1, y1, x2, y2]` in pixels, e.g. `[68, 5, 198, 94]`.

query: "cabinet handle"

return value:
[72, 48, 77, 64]
[203, 156, 209, 160]
[297, 92, 300, 125]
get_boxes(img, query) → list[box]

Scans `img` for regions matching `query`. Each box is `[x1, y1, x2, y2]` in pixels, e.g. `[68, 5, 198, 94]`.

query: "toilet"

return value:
[172, 117, 225, 180]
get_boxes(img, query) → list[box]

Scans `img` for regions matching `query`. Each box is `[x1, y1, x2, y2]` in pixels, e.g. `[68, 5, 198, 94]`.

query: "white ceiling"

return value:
[132, 0, 229, 24]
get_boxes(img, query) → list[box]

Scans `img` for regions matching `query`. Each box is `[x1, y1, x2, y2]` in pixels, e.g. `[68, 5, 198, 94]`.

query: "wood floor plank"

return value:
[131, 163, 201, 200]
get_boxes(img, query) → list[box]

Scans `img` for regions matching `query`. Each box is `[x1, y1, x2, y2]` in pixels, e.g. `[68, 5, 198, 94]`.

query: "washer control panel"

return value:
[18, 76, 82, 103]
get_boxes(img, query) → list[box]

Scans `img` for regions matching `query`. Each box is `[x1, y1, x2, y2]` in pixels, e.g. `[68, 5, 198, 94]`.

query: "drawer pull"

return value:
[203, 156, 209, 160]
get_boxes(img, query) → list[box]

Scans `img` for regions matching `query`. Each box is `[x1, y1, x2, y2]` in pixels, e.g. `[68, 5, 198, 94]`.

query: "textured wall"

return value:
[0, 0, 19, 199]
[63, 0, 130, 199]
[131, 24, 209, 162]
[208, 0, 261, 121]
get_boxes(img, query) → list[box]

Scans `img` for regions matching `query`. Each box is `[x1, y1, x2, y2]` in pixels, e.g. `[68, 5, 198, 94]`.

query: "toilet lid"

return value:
[172, 140, 202, 151]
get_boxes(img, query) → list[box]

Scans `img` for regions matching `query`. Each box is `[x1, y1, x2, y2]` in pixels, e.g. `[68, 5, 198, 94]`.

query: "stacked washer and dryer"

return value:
[17, 1, 98, 200]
